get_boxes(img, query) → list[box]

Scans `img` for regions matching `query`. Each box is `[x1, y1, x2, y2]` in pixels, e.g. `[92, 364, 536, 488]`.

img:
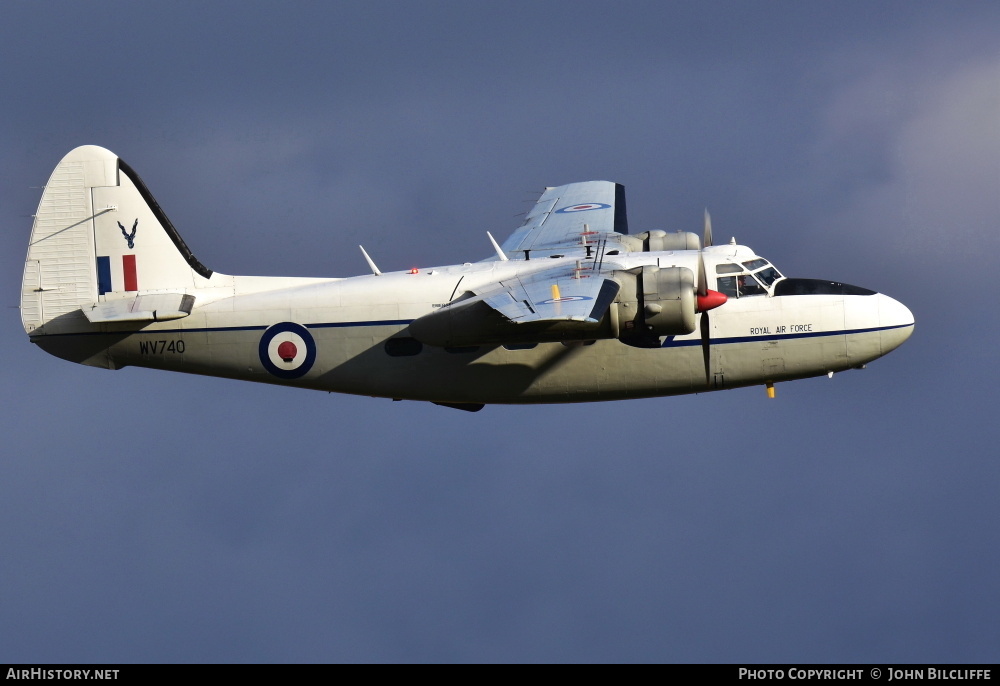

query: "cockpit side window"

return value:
[715, 264, 743, 297]
[717, 274, 766, 298]
[717, 276, 737, 297]
[716, 260, 782, 297]
[738, 274, 767, 297]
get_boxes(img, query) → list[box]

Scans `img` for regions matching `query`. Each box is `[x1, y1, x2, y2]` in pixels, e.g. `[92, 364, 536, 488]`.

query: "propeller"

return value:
[696, 210, 726, 386]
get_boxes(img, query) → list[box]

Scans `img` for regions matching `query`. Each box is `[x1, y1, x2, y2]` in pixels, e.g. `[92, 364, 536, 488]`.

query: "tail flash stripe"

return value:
[96, 257, 112, 295]
[122, 255, 137, 292]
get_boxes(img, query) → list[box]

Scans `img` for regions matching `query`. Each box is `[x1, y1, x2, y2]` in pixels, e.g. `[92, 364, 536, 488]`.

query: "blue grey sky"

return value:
[1, 1, 998, 662]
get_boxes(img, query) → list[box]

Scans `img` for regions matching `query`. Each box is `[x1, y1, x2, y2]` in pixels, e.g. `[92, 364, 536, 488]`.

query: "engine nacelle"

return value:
[612, 265, 696, 337]
[614, 231, 701, 253]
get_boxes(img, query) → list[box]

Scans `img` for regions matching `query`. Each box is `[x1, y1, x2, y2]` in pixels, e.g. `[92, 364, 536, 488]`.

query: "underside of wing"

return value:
[479, 264, 621, 324]
[500, 181, 628, 256]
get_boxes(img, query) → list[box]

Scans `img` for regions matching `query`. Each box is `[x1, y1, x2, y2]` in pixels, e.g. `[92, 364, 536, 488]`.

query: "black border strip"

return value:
[116, 157, 214, 279]
[613, 183, 628, 235]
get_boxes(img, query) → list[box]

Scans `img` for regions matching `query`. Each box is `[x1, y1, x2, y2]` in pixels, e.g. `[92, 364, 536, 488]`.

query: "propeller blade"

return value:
[700, 310, 712, 387]
[699, 212, 718, 385]
[697, 250, 708, 297]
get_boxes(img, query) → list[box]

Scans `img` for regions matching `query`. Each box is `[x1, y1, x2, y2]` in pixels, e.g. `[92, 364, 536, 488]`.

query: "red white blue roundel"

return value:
[555, 202, 611, 213]
[259, 322, 316, 379]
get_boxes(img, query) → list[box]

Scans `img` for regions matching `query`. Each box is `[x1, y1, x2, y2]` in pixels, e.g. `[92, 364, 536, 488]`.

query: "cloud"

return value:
[816, 55, 1000, 276]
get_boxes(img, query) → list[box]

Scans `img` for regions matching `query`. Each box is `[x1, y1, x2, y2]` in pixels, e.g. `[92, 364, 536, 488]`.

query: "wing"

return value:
[408, 263, 625, 348]
[409, 182, 632, 347]
[478, 263, 620, 324]
[500, 181, 628, 256]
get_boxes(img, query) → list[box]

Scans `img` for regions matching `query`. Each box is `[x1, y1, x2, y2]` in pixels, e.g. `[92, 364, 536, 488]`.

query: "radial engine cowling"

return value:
[616, 265, 697, 336]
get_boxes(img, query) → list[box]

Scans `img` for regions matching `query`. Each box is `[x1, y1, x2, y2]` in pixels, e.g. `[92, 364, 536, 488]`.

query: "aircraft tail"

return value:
[21, 146, 215, 335]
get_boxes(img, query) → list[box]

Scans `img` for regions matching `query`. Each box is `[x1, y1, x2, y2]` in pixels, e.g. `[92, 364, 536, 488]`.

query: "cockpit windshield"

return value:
[715, 259, 783, 297]
[747, 264, 782, 287]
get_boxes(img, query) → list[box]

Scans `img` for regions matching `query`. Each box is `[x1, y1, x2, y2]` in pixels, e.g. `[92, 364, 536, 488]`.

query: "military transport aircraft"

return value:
[21, 146, 913, 411]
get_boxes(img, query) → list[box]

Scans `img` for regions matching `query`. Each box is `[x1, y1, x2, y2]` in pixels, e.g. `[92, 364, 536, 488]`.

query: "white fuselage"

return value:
[34, 244, 914, 405]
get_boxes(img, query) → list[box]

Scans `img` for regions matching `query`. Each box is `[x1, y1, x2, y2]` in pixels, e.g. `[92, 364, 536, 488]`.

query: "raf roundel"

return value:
[259, 322, 317, 379]
[555, 202, 611, 214]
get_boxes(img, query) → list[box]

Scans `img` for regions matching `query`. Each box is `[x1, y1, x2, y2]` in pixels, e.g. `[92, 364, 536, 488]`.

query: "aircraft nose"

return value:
[877, 293, 915, 353]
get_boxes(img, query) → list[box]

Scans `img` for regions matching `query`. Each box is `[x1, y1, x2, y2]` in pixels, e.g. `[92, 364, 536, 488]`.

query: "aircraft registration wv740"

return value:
[21, 146, 914, 412]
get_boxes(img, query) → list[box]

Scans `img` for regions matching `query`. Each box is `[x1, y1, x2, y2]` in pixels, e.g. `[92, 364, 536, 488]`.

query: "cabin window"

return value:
[384, 337, 423, 356]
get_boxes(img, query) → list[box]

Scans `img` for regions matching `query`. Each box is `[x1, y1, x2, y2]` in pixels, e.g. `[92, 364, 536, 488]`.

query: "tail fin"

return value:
[21, 146, 214, 334]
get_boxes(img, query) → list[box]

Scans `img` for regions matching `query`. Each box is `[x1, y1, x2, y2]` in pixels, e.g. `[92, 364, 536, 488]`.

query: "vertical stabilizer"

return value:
[21, 146, 214, 335]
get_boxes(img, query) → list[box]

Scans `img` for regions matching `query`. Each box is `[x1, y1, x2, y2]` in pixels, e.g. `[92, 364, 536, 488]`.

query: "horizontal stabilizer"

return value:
[84, 293, 195, 323]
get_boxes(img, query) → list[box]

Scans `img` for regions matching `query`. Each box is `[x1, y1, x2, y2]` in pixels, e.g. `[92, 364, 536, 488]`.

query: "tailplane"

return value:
[21, 146, 214, 335]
